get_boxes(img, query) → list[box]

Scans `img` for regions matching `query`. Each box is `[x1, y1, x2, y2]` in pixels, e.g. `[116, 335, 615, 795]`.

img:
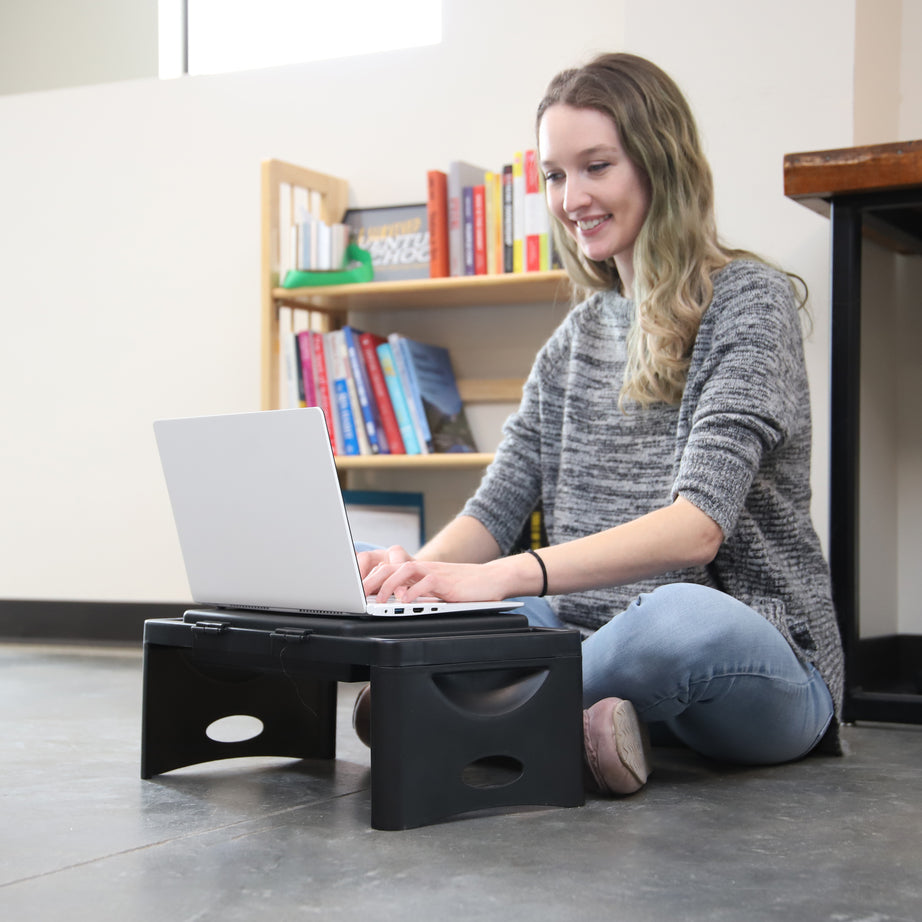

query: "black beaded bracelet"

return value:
[525, 548, 548, 598]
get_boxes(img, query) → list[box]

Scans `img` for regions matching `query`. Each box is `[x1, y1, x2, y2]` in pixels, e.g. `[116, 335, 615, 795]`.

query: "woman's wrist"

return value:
[485, 550, 548, 599]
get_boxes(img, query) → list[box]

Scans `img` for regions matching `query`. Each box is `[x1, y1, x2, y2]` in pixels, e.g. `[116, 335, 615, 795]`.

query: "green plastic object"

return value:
[281, 243, 374, 288]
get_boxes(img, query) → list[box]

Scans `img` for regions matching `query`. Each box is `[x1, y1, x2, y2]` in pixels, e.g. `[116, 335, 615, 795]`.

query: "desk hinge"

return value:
[270, 627, 313, 643]
[191, 621, 229, 636]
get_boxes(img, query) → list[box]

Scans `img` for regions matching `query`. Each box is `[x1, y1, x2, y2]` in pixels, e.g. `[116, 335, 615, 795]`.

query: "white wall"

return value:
[0, 0, 904, 624]
[0, 0, 625, 603]
[0, 0, 158, 95]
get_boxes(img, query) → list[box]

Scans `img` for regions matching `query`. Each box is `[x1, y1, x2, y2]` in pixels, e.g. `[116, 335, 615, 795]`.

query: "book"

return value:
[283, 330, 302, 409]
[376, 341, 421, 455]
[342, 326, 385, 454]
[344, 204, 429, 281]
[312, 332, 339, 454]
[462, 186, 475, 276]
[484, 172, 496, 276]
[524, 149, 544, 272]
[489, 171, 503, 276]
[389, 333, 432, 453]
[473, 184, 487, 275]
[297, 330, 316, 409]
[398, 336, 478, 453]
[502, 164, 514, 273]
[328, 330, 361, 455]
[512, 152, 525, 273]
[426, 170, 449, 278]
[358, 331, 406, 454]
[447, 161, 487, 277]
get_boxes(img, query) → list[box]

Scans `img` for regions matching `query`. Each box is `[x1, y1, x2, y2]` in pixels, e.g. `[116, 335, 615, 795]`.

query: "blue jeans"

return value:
[517, 583, 834, 765]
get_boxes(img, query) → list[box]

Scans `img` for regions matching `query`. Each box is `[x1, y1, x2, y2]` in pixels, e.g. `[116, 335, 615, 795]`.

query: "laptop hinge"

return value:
[191, 620, 229, 636]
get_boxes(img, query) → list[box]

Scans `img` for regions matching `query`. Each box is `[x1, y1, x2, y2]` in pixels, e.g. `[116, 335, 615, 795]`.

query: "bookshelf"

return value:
[260, 159, 571, 472]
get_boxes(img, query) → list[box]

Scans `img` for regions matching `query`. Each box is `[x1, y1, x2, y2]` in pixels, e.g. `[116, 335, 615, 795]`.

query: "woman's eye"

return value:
[544, 171, 564, 184]
[587, 162, 610, 174]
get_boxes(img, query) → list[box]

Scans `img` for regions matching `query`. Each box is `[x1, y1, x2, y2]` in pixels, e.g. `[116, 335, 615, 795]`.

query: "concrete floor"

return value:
[1, 642, 920, 922]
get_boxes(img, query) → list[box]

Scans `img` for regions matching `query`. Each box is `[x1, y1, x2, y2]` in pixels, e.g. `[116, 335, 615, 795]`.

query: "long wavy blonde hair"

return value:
[536, 53, 780, 408]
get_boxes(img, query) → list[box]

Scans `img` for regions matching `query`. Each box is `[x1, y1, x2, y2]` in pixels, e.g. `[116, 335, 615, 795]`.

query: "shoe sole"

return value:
[610, 699, 651, 789]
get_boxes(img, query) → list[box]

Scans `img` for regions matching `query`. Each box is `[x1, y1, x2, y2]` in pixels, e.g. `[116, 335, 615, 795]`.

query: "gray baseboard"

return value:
[0, 599, 191, 645]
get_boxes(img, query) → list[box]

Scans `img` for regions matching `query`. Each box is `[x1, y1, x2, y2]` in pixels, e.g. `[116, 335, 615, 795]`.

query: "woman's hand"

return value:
[363, 553, 541, 604]
[362, 559, 503, 604]
[356, 544, 415, 579]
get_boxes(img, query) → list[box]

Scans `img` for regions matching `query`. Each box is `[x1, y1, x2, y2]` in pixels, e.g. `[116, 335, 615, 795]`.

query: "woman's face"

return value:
[539, 104, 651, 289]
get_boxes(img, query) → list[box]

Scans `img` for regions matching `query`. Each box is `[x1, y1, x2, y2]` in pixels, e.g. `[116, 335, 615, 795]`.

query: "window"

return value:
[159, 0, 442, 79]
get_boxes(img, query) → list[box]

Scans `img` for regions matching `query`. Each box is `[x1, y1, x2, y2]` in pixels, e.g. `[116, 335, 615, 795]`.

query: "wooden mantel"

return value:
[784, 140, 922, 254]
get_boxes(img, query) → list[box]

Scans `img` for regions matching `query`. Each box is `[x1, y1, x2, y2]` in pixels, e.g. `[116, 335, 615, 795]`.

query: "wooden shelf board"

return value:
[457, 378, 523, 404]
[335, 452, 494, 471]
[274, 270, 570, 312]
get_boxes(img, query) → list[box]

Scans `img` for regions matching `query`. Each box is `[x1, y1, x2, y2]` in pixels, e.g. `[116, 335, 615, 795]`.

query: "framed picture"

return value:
[343, 204, 429, 281]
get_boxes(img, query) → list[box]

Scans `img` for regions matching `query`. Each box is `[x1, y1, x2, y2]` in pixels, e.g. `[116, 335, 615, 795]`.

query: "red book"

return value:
[358, 332, 406, 454]
[296, 331, 316, 408]
[473, 184, 487, 275]
[524, 150, 541, 272]
[312, 331, 338, 453]
[427, 169, 449, 278]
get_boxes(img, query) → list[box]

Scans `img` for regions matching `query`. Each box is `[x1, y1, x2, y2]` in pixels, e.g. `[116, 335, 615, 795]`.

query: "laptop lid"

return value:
[153, 408, 520, 617]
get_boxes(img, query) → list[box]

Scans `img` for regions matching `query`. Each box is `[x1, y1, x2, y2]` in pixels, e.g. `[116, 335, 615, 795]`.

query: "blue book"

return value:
[462, 186, 475, 275]
[390, 334, 433, 453]
[376, 342, 421, 455]
[342, 325, 385, 454]
[400, 336, 477, 454]
[333, 380, 360, 455]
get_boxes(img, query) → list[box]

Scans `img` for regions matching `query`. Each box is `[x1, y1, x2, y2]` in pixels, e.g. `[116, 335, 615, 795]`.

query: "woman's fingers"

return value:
[357, 544, 413, 579]
[364, 560, 502, 604]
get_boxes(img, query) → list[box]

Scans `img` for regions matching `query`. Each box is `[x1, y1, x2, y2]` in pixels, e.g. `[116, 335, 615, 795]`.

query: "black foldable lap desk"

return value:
[141, 609, 584, 830]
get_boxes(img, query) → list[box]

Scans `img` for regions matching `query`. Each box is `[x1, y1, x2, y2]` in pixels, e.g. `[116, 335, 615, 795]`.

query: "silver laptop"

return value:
[153, 408, 522, 618]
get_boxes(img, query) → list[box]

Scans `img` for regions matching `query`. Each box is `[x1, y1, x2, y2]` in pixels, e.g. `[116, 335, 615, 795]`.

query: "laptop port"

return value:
[393, 607, 405, 614]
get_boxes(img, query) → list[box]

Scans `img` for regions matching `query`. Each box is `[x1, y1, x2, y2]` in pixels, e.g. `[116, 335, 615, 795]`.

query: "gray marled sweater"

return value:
[463, 259, 844, 723]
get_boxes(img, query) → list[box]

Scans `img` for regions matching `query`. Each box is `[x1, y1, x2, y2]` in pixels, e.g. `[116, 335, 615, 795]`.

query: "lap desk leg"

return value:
[368, 631, 585, 831]
[140, 626, 338, 779]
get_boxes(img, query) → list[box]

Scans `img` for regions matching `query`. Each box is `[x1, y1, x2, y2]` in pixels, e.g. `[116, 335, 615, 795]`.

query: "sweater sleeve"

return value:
[672, 262, 807, 538]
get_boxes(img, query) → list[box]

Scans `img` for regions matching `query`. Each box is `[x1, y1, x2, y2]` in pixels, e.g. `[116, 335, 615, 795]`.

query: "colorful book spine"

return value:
[462, 186, 475, 276]
[284, 331, 301, 409]
[427, 169, 449, 278]
[524, 149, 542, 272]
[491, 171, 504, 275]
[512, 152, 525, 273]
[502, 164, 514, 273]
[312, 332, 338, 453]
[473, 184, 487, 276]
[389, 333, 433, 453]
[342, 326, 385, 454]
[448, 162, 487, 277]
[359, 332, 405, 454]
[297, 330, 316, 408]
[329, 331, 360, 456]
[484, 172, 497, 276]
[376, 342, 421, 455]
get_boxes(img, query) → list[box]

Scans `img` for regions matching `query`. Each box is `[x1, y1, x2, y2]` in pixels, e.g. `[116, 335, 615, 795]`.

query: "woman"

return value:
[359, 53, 843, 795]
